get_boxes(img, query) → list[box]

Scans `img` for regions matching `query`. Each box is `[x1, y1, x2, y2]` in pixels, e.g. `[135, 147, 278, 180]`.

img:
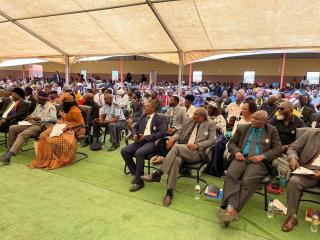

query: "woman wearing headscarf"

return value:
[28, 93, 85, 169]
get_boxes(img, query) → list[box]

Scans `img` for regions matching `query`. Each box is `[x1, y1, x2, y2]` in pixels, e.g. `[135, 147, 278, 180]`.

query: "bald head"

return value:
[251, 110, 268, 128]
[279, 100, 293, 109]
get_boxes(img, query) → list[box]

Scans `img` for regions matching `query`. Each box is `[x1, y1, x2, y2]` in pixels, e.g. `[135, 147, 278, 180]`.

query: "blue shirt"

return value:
[242, 128, 263, 156]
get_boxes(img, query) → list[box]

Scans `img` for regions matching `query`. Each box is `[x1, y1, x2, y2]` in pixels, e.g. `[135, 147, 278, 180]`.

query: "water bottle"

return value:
[267, 201, 274, 219]
[194, 184, 201, 200]
[310, 213, 319, 233]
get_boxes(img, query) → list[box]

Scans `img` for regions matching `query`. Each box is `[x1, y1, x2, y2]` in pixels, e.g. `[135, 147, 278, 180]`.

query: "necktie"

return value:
[188, 124, 198, 144]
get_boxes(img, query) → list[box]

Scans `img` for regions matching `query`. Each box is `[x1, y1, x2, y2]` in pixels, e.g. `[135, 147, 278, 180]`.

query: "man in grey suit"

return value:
[217, 110, 282, 228]
[282, 128, 320, 232]
[152, 96, 187, 165]
[166, 96, 186, 135]
[142, 107, 215, 207]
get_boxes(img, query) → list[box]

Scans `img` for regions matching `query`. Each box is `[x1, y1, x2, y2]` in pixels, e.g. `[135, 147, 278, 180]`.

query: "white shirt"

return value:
[2, 101, 16, 119]
[312, 153, 320, 167]
[183, 105, 196, 118]
[225, 102, 243, 120]
[144, 113, 154, 136]
[187, 124, 198, 144]
[232, 118, 251, 136]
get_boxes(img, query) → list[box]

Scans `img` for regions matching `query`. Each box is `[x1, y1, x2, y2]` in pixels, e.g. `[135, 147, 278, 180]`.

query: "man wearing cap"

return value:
[0, 91, 57, 165]
[116, 89, 130, 110]
[0, 87, 29, 132]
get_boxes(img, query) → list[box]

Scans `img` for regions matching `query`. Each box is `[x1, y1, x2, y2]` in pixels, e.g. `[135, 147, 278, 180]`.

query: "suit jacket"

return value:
[300, 106, 317, 127]
[287, 128, 320, 166]
[172, 118, 216, 152]
[228, 123, 282, 166]
[133, 113, 167, 142]
[166, 106, 186, 131]
[26, 95, 37, 114]
[4, 99, 29, 124]
[0, 97, 12, 117]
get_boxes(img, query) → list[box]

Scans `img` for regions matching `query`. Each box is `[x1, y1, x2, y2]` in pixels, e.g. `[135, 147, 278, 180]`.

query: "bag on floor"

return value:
[90, 141, 102, 151]
[272, 154, 291, 180]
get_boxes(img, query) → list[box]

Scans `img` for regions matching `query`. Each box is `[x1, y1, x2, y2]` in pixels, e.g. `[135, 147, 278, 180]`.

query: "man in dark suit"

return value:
[216, 110, 282, 228]
[282, 128, 320, 232]
[121, 100, 167, 192]
[295, 95, 317, 127]
[0, 89, 12, 118]
[142, 107, 216, 207]
[25, 86, 37, 114]
[261, 95, 278, 119]
[0, 87, 29, 132]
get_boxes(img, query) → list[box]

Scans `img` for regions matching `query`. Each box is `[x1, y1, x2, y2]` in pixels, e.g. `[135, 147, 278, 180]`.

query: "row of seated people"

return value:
[0, 88, 319, 233]
[0, 89, 85, 169]
[120, 99, 320, 233]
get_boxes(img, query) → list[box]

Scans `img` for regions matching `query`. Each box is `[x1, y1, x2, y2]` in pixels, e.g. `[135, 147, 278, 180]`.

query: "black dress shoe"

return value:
[129, 183, 144, 192]
[141, 171, 162, 182]
[107, 144, 118, 151]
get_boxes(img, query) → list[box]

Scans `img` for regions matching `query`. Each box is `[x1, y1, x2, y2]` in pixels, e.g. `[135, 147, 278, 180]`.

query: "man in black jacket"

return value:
[0, 88, 29, 132]
[25, 86, 37, 114]
[81, 93, 100, 147]
[121, 100, 167, 192]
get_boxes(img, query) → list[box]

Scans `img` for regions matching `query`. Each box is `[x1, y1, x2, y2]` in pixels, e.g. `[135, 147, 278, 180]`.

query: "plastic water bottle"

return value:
[267, 201, 274, 219]
[310, 214, 319, 233]
[194, 184, 201, 200]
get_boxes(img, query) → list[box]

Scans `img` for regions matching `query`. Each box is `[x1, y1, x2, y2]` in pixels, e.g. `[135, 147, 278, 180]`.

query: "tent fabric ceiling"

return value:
[0, 0, 320, 65]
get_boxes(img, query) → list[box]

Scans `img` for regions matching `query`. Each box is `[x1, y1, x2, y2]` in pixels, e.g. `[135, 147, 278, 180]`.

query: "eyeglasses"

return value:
[277, 107, 288, 111]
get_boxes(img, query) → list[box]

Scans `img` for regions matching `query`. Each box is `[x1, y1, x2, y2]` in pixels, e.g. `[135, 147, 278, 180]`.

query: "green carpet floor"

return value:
[0, 137, 319, 240]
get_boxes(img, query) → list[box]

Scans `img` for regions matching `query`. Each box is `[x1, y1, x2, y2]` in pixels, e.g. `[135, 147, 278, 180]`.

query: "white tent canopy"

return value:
[1, 0, 320, 65]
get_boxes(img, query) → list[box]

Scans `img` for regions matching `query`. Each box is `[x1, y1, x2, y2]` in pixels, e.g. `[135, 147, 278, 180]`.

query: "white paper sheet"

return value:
[272, 199, 287, 215]
[18, 121, 32, 126]
[50, 124, 66, 137]
[292, 167, 316, 175]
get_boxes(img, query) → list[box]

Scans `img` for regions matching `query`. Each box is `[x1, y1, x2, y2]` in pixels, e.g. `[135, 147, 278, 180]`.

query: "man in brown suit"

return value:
[142, 107, 215, 207]
[282, 128, 320, 232]
[217, 110, 282, 228]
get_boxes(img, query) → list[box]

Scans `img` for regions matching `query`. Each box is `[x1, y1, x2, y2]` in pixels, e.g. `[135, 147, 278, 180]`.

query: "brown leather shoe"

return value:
[163, 195, 173, 207]
[282, 215, 298, 232]
[152, 156, 164, 165]
[141, 174, 161, 182]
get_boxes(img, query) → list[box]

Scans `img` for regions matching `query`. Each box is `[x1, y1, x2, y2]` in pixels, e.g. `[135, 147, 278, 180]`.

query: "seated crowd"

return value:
[0, 75, 320, 233]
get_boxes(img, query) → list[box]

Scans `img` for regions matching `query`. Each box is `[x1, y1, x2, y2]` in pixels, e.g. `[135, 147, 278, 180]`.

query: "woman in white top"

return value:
[183, 94, 196, 118]
[232, 98, 258, 136]
[207, 102, 226, 134]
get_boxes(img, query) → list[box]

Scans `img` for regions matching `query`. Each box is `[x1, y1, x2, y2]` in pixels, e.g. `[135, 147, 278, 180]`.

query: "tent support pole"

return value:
[280, 53, 286, 89]
[188, 63, 192, 88]
[178, 52, 184, 95]
[65, 55, 70, 87]
[120, 56, 123, 84]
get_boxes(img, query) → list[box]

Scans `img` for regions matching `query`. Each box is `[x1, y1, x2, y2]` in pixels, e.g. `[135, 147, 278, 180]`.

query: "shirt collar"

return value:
[147, 113, 155, 119]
